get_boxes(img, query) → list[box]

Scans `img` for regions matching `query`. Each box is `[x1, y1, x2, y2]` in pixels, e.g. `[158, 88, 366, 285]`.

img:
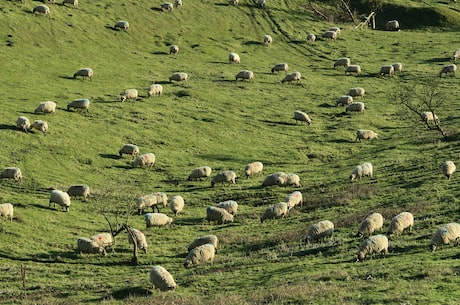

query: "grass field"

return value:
[0, 0, 460, 304]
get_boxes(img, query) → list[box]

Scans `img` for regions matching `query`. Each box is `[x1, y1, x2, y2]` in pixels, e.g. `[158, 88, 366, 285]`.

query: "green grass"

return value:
[1, 0, 460, 304]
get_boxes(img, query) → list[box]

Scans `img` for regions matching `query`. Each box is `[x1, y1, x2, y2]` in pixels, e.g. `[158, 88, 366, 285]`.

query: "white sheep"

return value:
[263, 34, 272, 45]
[392, 62, 403, 73]
[380, 65, 394, 76]
[67, 184, 90, 200]
[345, 65, 361, 76]
[90, 233, 114, 252]
[62, 0, 78, 8]
[292, 110, 311, 126]
[347, 87, 365, 99]
[187, 235, 219, 252]
[67, 99, 90, 112]
[421, 111, 439, 124]
[262, 172, 286, 187]
[356, 129, 378, 141]
[430, 222, 460, 252]
[322, 30, 337, 41]
[346, 102, 365, 114]
[349, 162, 373, 181]
[453, 49, 460, 61]
[1, 167, 22, 182]
[127, 228, 148, 253]
[30, 120, 49, 133]
[174, 0, 182, 9]
[120, 89, 138, 102]
[16, 116, 30, 132]
[305, 220, 334, 243]
[119, 144, 140, 158]
[0, 203, 14, 222]
[229, 53, 240, 64]
[235, 70, 254, 82]
[114, 21, 129, 31]
[211, 170, 237, 187]
[356, 212, 384, 237]
[34, 101, 56, 114]
[184, 243, 216, 268]
[169, 195, 184, 216]
[132, 153, 156, 168]
[73, 68, 93, 80]
[441, 160, 456, 180]
[286, 191, 303, 210]
[244, 161, 263, 178]
[257, 0, 266, 9]
[277, 173, 301, 187]
[77, 238, 106, 256]
[49, 190, 71, 212]
[170, 44, 179, 55]
[215, 200, 238, 215]
[306, 33, 316, 44]
[206, 206, 234, 224]
[356, 234, 389, 262]
[188, 166, 212, 181]
[328, 27, 341, 34]
[336, 95, 353, 106]
[387, 212, 414, 237]
[271, 63, 288, 73]
[260, 202, 288, 223]
[161, 2, 174, 12]
[144, 213, 173, 229]
[148, 84, 163, 97]
[137, 192, 168, 214]
[334, 57, 350, 69]
[150, 266, 177, 291]
[33, 4, 50, 16]
[169, 72, 188, 82]
[439, 63, 456, 77]
[281, 71, 301, 84]
[385, 20, 400, 31]
[229, 0, 239, 5]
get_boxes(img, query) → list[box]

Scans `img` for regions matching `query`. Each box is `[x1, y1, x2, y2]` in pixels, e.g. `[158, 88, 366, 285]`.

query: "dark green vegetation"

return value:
[1, 0, 459, 304]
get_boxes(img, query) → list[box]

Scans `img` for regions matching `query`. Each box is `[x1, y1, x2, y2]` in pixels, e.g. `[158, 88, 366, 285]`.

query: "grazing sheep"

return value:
[356, 129, 378, 141]
[262, 172, 286, 187]
[73, 68, 93, 80]
[328, 27, 341, 34]
[293, 110, 311, 126]
[380, 65, 394, 76]
[67, 98, 90, 112]
[229, 0, 239, 5]
[0, 167, 22, 182]
[161, 2, 174, 12]
[33, 4, 50, 16]
[346, 102, 365, 114]
[345, 65, 361, 76]
[49, 190, 71, 212]
[137, 192, 168, 214]
[430, 222, 460, 252]
[453, 49, 460, 61]
[184, 243, 216, 268]
[277, 173, 301, 187]
[77, 238, 106, 256]
[421, 111, 439, 124]
[144, 213, 173, 229]
[67, 184, 90, 200]
[281, 71, 301, 84]
[387, 212, 414, 237]
[271, 63, 288, 73]
[356, 212, 384, 237]
[305, 220, 334, 243]
[114, 21, 129, 31]
[357, 234, 389, 262]
[119, 144, 140, 158]
[16, 116, 30, 132]
[334, 57, 350, 69]
[385, 20, 400, 31]
[260, 202, 288, 223]
[285, 191, 303, 210]
[257, 0, 266, 9]
[307, 33, 316, 44]
[30, 120, 49, 133]
[90, 233, 114, 252]
[0, 203, 14, 222]
[169, 195, 185, 216]
[150, 266, 177, 291]
[392, 62, 403, 73]
[263, 34, 272, 45]
[439, 63, 457, 77]
[188, 166, 212, 180]
[132, 153, 156, 168]
[235, 70, 254, 82]
[62, 0, 78, 8]
[120, 89, 138, 102]
[211, 170, 237, 187]
[244, 161, 263, 178]
[187, 235, 219, 252]
[441, 160, 456, 180]
[206, 206, 234, 224]
[347, 87, 365, 98]
[229, 52, 240, 64]
[322, 30, 337, 41]
[349, 162, 373, 181]
[169, 72, 188, 82]
[127, 228, 148, 253]
[34, 101, 56, 114]
[147, 84, 163, 97]
[215, 200, 238, 215]
[174, 0, 182, 9]
[336, 95, 353, 106]
[170, 44, 179, 55]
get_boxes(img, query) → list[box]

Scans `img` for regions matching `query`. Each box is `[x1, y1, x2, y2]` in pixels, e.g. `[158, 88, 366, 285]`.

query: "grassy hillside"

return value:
[0, 0, 459, 304]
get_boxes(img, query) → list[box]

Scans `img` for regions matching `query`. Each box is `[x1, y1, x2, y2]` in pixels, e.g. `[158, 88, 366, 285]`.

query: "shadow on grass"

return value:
[104, 287, 152, 301]
[0, 124, 18, 131]
[99, 154, 122, 160]
[151, 51, 169, 55]
[244, 40, 263, 46]
[260, 120, 294, 126]
[421, 57, 450, 64]
[150, 7, 163, 12]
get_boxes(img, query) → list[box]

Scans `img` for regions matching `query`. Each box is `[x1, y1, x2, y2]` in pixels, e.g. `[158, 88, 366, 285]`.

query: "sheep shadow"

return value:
[318, 103, 335, 108]
[151, 51, 169, 55]
[421, 57, 450, 64]
[0, 124, 19, 131]
[244, 40, 263, 46]
[104, 287, 152, 300]
[99, 154, 122, 160]
[260, 120, 293, 126]
[150, 7, 163, 12]
[59, 75, 77, 80]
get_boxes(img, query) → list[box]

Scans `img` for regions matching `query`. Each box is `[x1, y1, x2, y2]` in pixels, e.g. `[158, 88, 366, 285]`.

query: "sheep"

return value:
[286, 191, 303, 210]
[430, 222, 460, 252]
[356, 212, 384, 237]
[277, 173, 301, 187]
[170, 44, 179, 55]
[150, 266, 177, 291]
[257, 0, 266, 9]
[336, 95, 353, 106]
[49, 190, 71, 212]
[380, 65, 394, 76]
[113, 21, 129, 31]
[305, 220, 334, 243]
[356, 234, 389, 262]
[67, 184, 90, 200]
[244, 161, 263, 178]
[453, 49, 460, 61]
[387, 212, 414, 237]
[385, 20, 400, 31]
[184, 243, 216, 268]
[322, 30, 337, 41]
[421, 111, 439, 124]
[34, 101, 56, 114]
[62, 0, 78, 8]
[1, 167, 22, 182]
[346, 102, 365, 114]
[262, 172, 286, 187]
[439, 63, 456, 77]
[260, 202, 288, 223]
[392, 62, 403, 73]
[137, 192, 168, 214]
[0, 203, 14, 222]
[132, 153, 156, 168]
[349, 162, 373, 181]
[188, 166, 212, 180]
[356, 129, 378, 141]
[169, 72, 188, 82]
[67, 99, 90, 112]
[120, 89, 138, 103]
[161, 2, 174, 12]
[119, 144, 140, 158]
[144, 213, 173, 229]
[345, 65, 361, 76]
[263, 34, 272, 45]
[229, 0, 239, 5]
[187, 235, 219, 252]
[347, 87, 365, 99]
[33, 4, 50, 16]
[90, 233, 114, 252]
[292, 110, 311, 126]
[73, 68, 93, 80]
[206, 206, 234, 224]
[229, 52, 240, 64]
[77, 238, 106, 256]
[281, 71, 301, 84]
[30, 120, 49, 133]
[169, 195, 184, 216]
[306, 33, 316, 44]
[441, 160, 456, 180]
[334, 57, 350, 69]
[271, 63, 288, 73]
[127, 228, 148, 253]
[174, 0, 182, 9]
[235, 70, 254, 82]
[328, 27, 341, 35]
[215, 200, 238, 215]
[148, 84, 163, 97]
[211, 170, 237, 187]
[16, 116, 30, 132]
